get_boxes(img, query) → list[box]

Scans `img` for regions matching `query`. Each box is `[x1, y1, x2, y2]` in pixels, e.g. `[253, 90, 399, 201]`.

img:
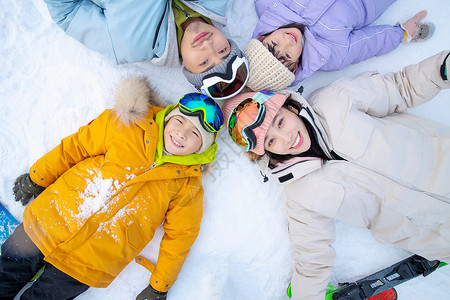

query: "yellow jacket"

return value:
[23, 78, 216, 292]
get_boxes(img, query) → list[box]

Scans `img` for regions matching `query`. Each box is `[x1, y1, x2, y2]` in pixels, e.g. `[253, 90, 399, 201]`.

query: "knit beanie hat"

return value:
[165, 107, 215, 154]
[182, 39, 244, 90]
[222, 91, 287, 155]
[243, 39, 295, 92]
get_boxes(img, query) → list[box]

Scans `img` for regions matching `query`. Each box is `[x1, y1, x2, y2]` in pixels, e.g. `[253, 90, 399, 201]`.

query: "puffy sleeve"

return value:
[30, 109, 111, 187]
[339, 25, 404, 69]
[43, 0, 170, 64]
[287, 199, 336, 300]
[43, 0, 119, 62]
[310, 51, 450, 120]
[149, 176, 204, 292]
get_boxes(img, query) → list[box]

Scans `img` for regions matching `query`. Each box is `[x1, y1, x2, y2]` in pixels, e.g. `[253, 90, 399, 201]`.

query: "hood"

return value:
[113, 77, 167, 125]
[153, 106, 218, 167]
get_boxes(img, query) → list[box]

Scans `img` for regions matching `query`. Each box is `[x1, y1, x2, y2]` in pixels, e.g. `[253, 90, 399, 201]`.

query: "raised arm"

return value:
[310, 51, 450, 120]
[30, 110, 110, 187]
[341, 24, 404, 68]
[43, 0, 119, 62]
[43, 0, 170, 64]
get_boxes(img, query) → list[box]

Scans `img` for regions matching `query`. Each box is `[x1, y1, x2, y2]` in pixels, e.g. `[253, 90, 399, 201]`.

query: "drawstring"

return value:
[260, 171, 269, 183]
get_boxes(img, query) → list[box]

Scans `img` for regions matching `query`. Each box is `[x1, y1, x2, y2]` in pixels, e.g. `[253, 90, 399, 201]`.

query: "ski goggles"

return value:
[227, 90, 275, 151]
[179, 93, 224, 133]
[200, 55, 249, 101]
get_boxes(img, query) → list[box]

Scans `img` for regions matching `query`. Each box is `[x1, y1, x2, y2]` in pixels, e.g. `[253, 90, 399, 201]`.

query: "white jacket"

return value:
[260, 51, 450, 300]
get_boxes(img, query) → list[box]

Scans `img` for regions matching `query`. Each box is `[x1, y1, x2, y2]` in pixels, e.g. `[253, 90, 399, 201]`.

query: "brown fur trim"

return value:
[113, 77, 166, 125]
[246, 152, 263, 162]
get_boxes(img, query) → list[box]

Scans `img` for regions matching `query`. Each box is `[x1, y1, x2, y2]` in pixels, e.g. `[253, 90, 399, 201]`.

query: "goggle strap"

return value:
[252, 90, 276, 104]
[242, 106, 266, 151]
[202, 55, 241, 82]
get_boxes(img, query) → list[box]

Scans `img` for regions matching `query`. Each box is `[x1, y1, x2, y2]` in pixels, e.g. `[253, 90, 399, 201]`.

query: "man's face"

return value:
[164, 115, 202, 155]
[181, 20, 231, 74]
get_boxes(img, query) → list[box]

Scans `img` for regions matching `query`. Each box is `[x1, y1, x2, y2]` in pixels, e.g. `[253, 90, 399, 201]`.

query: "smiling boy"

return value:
[0, 79, 223, 300]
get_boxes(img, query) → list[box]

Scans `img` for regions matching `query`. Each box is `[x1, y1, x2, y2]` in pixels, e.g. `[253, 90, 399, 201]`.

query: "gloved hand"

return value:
[401, 10, 435, 43]
[136, 284, 167, 300]
[13, 173, 45, 206]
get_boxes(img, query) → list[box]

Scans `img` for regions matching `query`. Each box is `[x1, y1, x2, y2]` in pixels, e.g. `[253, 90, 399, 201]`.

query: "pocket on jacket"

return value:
[335, 111, 374, 160]
[126, 221, 146, 251]
[370, 208, 421, 244]
[61, 169, 86, 193]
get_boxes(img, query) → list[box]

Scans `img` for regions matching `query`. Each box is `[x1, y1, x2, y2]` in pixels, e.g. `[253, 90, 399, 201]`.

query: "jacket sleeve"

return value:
[30, 110, 111, 187]
[149, 176, 204, 292]
[340, 25, 404, 69]
[310, 51, 450, 120]
[43, 0, 120, 62]
[253, 0, 272, 17]
[287, 199, 336, 300]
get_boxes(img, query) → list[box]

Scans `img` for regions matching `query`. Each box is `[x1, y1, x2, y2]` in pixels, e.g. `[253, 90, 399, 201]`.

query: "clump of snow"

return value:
[75, 171, 120, 221]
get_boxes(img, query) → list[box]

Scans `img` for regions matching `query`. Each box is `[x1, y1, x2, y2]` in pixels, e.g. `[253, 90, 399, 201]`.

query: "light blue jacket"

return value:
[253, 0, 404, 85]
[44, 0, 228, 65]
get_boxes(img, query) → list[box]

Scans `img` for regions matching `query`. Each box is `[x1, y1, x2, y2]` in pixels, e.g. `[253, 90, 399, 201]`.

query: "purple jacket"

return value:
[253, 0, 404, 86]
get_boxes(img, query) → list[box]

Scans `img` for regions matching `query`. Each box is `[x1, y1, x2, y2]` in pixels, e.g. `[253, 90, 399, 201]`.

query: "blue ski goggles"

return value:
[200, 55, 249, 101]
[227, 90, 275, 151]
[179, 93, 224, 133]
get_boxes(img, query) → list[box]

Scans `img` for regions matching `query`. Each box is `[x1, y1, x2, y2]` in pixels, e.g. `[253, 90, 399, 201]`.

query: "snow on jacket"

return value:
[23, 78, 216, 292]
[252, 0, 404, 86]
[43, 0, 228, 65]
[258, 51, 450, 300]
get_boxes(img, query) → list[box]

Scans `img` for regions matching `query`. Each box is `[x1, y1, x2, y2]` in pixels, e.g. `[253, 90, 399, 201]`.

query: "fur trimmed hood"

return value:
[113, 77, 166, 125]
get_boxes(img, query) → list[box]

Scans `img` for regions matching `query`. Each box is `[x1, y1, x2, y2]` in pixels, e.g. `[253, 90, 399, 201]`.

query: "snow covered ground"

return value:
[1, 0, 449, 299]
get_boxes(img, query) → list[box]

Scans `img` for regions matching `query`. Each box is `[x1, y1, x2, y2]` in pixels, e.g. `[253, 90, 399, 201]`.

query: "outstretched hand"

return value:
[401, 10, 435, 42]
[13, 173, 45, 206]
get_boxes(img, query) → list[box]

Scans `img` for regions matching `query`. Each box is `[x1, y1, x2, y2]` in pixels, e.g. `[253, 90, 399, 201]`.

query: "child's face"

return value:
[262, 27, 303, 70]
[181, 19, 231, 74]
[164, 115, 202, 155]
[264, 107, 311, 155]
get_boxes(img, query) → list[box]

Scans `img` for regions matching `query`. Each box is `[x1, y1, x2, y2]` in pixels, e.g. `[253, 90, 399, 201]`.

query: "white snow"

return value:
[1, 0, 449, 299]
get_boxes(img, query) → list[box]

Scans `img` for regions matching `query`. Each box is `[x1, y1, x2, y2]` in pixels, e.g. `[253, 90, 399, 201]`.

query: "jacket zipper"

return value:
[152, 2, 170, 49]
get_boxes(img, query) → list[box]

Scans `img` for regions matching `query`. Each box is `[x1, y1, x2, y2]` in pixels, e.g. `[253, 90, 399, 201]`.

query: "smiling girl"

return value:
[223, 51, 450, 300]
[243, 0, 435, 91]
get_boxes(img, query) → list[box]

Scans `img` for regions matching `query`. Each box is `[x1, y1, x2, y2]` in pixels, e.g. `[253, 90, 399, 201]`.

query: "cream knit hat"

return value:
[165, 107, 215, 154]
[243, 39, 295, 92]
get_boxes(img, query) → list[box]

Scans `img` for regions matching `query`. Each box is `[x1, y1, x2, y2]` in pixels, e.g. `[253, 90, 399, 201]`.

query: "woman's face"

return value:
[164, 115, 202, 155]
[264, 107, 311, 155]
[261, 27, 303, 70]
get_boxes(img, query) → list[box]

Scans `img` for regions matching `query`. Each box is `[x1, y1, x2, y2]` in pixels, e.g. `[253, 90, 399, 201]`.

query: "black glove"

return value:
[136, 285, 167, 300]
[13, 173, 45, 206]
